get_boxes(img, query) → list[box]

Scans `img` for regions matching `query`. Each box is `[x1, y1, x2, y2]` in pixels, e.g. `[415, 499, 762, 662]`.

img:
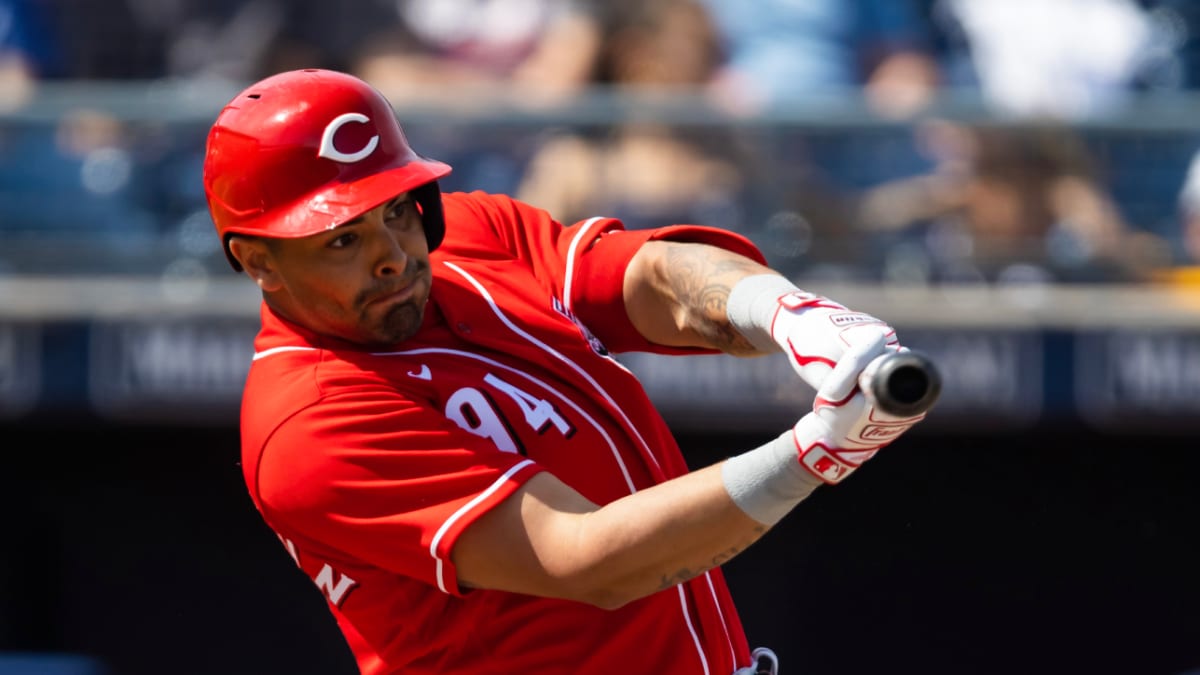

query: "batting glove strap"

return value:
[792, 410, 886, 485]
[795, 438, 880, 485]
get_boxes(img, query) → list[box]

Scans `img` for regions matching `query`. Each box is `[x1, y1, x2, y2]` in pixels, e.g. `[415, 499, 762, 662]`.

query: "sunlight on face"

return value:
[263, 195, 433, 346]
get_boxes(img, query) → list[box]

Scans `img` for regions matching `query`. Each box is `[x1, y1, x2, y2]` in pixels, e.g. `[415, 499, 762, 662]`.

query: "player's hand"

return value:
[769, 290, 899, 393]
[788, 329, 925, 484]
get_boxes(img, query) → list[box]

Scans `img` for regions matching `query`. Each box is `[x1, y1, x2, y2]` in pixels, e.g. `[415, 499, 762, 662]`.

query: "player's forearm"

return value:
[566, 462, 771, 608]
[454, 459, 793, 609]
[566, 427, 830, 608]
[623, 240, 778, 355]
[454, 430, 826, 608]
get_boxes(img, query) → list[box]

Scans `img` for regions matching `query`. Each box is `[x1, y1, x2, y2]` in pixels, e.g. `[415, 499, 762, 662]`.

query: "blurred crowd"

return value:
[4, 0, 1200, 285]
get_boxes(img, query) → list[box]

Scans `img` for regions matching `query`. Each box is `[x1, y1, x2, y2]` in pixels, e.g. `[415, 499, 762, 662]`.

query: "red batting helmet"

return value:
[203, 68, 452, 271]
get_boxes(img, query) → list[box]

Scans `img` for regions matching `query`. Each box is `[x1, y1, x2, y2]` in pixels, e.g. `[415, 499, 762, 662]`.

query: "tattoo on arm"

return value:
[659, 567, 700, 590]
[661, 243, 772, 355]
[655, 540, 759, 590]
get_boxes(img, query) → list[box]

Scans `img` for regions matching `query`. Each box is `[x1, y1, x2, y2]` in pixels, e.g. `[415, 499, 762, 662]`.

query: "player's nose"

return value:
[363, 218, 410, 277]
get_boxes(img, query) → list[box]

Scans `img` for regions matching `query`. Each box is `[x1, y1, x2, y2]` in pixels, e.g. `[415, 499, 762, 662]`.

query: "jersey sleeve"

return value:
[442, 191, 768, 354]
[254, 390, 544, 597]
[567, 223, 768, 354]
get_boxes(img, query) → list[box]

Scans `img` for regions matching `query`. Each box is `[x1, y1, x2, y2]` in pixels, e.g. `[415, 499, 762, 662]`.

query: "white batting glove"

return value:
[771, 291, 899, 394]
[727, 275, 899, 393]
[721, 330, 927, 524]
[790, 329, 925, 484]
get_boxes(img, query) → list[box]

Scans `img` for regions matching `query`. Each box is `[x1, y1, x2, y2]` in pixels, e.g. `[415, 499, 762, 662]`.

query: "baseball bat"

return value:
[858, 349, 942, 417]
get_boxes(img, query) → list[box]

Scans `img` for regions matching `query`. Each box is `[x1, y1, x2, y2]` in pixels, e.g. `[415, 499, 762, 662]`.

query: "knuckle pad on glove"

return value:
[771, 292, 897, 395]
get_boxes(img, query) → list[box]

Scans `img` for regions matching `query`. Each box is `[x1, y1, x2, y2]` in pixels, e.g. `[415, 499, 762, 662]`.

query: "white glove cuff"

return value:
[721, 429, 823, 526]
[727, 274, 802, 353]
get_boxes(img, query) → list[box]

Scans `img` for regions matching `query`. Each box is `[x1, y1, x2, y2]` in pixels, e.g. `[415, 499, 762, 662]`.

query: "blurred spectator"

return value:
[697, 0, 941, 118]
[260, 0, 609, 206]
[853, 119, 1173, 284]
[159, 0, 292, 81]
[0, 0, 609, 93]
[668, 0, 947, 278]
[2, 0, 459, 85]
[3, 0, 311, 82]
[344, 0, 604, 105]
[0, 0, 62, 72]
[1176, 147, 1200, 267]
[924, 0, 1179, 120]
[513, 0, 765, 232]
[0, 108, 166, 273]
[820, 0, 1187, 285]
[0, 0, 64, 108]
[1155, 0, 1200, 91]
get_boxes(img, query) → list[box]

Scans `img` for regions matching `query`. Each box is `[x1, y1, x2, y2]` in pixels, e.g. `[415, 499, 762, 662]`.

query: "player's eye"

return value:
[385, 199, 411, 221]
[328, 231, 358, 249]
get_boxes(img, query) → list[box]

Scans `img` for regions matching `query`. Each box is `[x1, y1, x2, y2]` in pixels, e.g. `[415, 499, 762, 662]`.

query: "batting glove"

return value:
[790, 327, 924, 484]
[727, 274, 899, 394]
[721, 329, 926, 524]
[771, 290, 899, 395]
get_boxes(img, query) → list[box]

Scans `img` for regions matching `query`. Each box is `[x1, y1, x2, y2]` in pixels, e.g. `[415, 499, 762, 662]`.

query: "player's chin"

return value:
[374, 300, 425, 345]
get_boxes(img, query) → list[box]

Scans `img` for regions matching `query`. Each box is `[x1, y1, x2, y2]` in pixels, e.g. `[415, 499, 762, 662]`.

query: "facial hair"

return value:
[379, 299, 425, 344]
[367, 257, 431, 345]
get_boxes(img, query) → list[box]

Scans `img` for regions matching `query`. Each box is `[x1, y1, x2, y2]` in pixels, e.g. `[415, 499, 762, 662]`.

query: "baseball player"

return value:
[202, 68, 925, 675]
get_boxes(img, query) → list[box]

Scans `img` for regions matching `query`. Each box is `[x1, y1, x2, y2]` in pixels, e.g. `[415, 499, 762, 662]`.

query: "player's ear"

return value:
[229, 236, 283, 292]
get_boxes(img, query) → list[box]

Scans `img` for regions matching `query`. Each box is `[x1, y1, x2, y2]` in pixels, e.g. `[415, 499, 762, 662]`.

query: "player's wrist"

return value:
[727, 274, 802, 353]
[721, 429, 824, 526]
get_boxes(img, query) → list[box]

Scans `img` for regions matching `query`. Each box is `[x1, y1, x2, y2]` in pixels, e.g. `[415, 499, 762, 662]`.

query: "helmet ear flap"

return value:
[411, 181, 445, 251]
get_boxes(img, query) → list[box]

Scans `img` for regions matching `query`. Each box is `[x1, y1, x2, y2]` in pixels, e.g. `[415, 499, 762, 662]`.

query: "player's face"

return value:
[264, 194, 433, 346]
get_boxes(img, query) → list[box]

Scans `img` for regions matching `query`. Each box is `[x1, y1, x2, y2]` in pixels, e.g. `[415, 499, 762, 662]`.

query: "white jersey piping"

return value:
[441, 261, 722, 675]
[429, 458, 536, 594]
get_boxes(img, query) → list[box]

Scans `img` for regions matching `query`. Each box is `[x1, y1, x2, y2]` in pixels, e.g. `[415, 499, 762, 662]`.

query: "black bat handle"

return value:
[859, 349, 943, 417]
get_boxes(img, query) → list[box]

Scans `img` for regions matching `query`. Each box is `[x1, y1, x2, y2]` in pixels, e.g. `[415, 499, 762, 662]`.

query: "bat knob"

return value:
[862, 350, 942, 418]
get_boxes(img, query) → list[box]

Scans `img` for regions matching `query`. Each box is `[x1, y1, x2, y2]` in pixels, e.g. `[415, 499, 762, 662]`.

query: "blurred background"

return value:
[2, 0, 1200, 674]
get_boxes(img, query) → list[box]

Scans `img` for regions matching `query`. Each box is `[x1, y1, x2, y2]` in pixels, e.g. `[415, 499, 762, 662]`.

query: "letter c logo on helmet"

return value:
[318, 113, 380, 163]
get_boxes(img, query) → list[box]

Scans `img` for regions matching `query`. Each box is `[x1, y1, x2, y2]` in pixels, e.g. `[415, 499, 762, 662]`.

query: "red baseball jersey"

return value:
[240, 190, 769, 674]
